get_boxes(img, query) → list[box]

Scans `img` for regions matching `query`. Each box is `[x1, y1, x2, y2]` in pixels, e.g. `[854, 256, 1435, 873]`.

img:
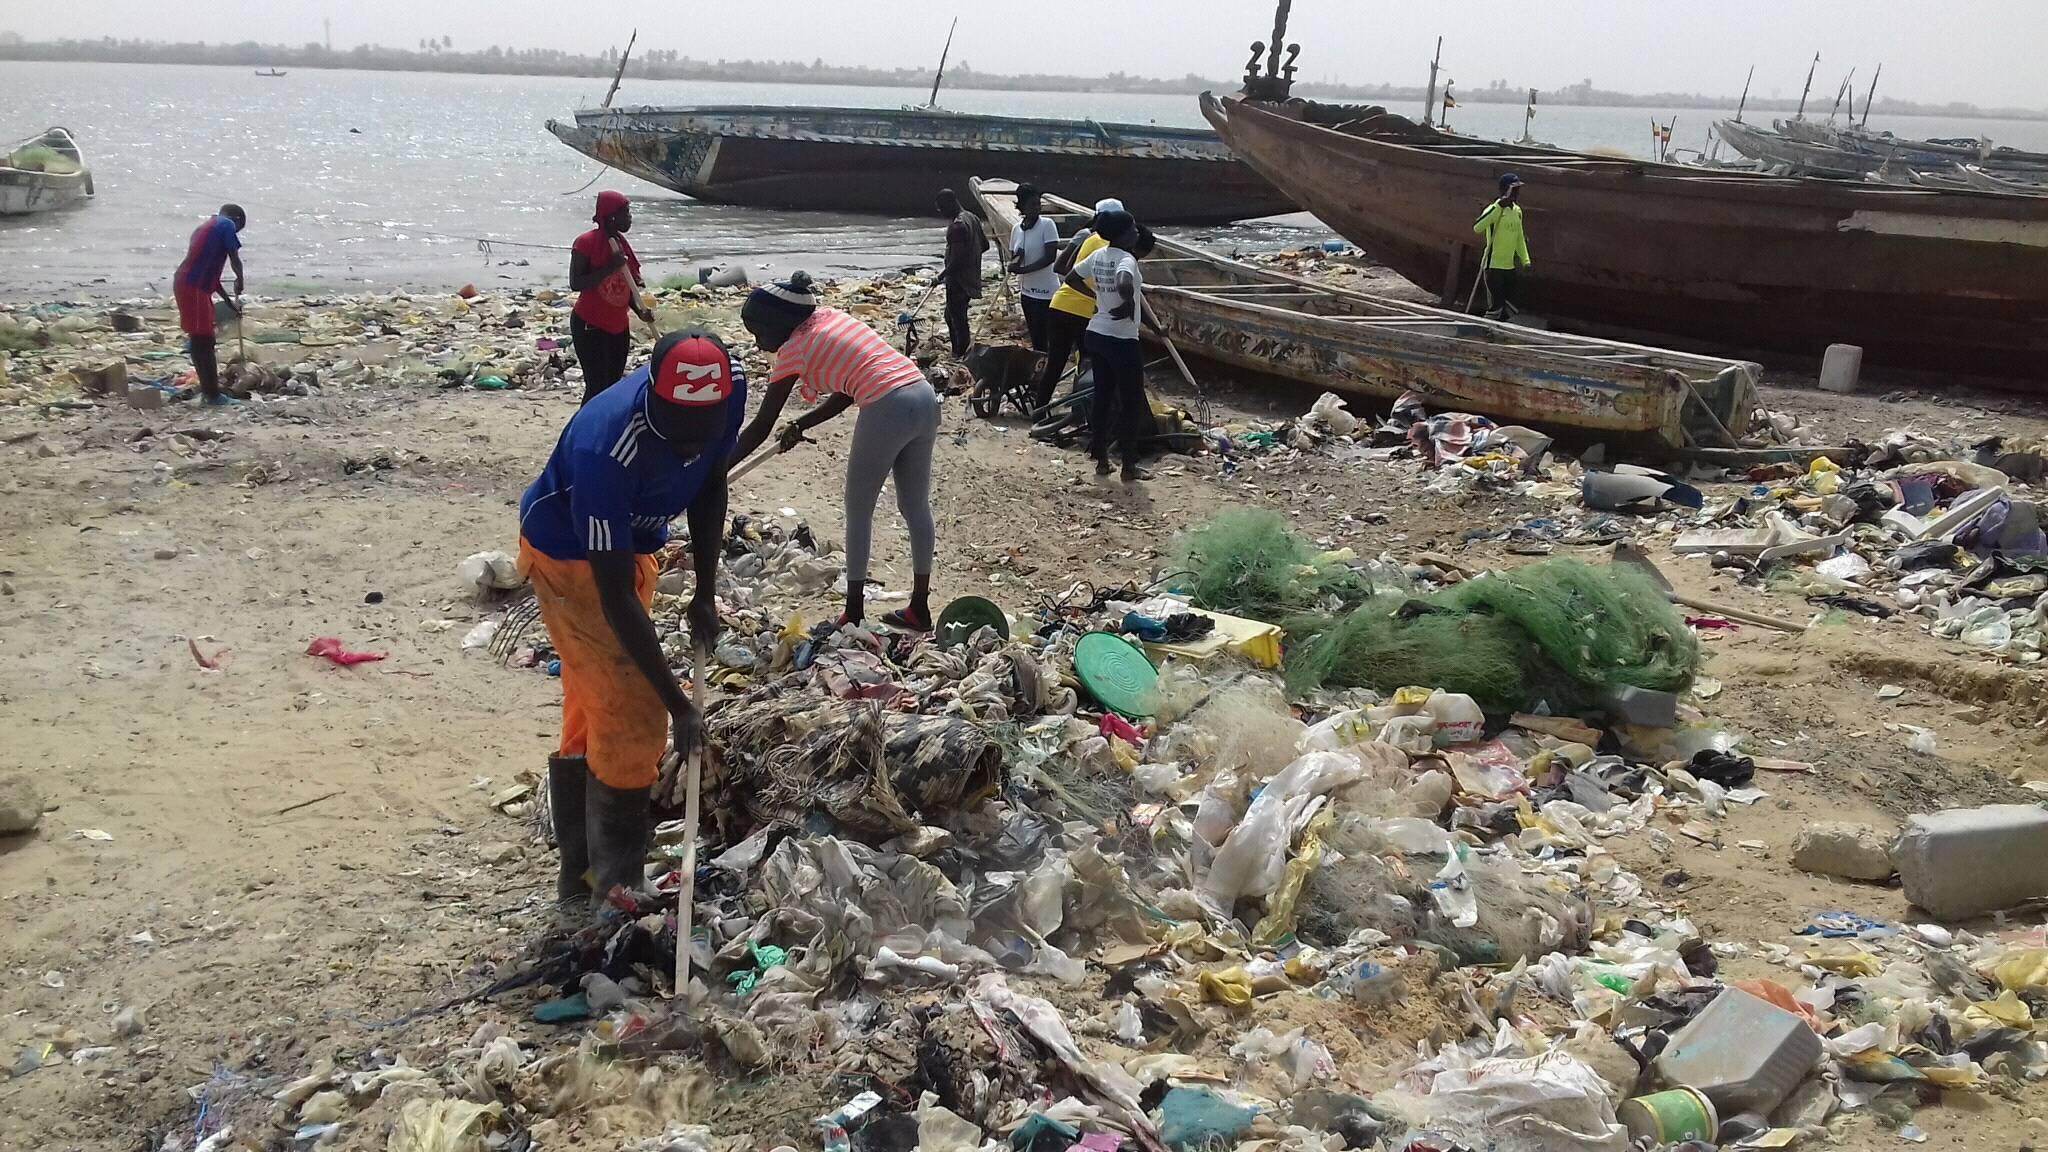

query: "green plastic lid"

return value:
[1074, 632, 1158, 718]
[935, 595, 1010, 649]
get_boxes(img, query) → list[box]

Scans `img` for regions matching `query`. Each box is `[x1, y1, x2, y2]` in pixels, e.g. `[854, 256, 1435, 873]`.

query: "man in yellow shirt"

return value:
[1032, 198, 1123, 411]
[1472, 173, 1531, 320]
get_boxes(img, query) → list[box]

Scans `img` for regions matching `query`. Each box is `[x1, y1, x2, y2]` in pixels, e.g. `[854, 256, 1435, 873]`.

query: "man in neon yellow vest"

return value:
[1473, 173, 1531, 319]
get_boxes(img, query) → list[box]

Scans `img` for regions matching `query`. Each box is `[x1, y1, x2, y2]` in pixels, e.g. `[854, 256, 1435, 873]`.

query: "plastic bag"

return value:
[390, 1098, 504, 1152]
[1300, 708, 1373, 752]
[1424, 691, 1486, 746]
[458, 550, 523, 597]
[1366, 817, 1455, 856]
[1450, 752, 1527, 800]
[1379, 1052, 1626, 1152]
[306, 636, 386, 666]
[1115, 1003, 1145, 1044]
[1378, 714, 1438, 754]
[1308, 392, 1359, 436]
[1430, 852, 1480, 929]
[1206, 750, 1369, 903]
[917, 1091, 984, 1152]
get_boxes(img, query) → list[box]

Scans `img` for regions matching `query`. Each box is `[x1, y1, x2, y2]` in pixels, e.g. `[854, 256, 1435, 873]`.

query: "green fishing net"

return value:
[1167, 508, 1367, 619]
[1285, 559, 1699, 713]
[8, 147, 80, 175]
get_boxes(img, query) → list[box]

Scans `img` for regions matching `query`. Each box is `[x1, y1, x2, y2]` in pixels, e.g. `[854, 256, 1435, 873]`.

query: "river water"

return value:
[5, 61, 2046, 299]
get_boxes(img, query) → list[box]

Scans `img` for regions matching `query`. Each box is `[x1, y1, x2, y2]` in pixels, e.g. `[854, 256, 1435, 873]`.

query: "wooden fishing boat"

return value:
[0, 127, 94, 216]
[970, 178, 1758, 450]
[1961, 166, 2048, 196]
[254, 69, 288, 78]
[545, 105, 1296, 224]
[1201, 93, 2048, 378]
[1714, 118, 1872, 177]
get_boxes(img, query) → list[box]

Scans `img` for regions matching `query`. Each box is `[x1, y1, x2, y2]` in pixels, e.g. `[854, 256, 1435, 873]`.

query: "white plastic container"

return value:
[1654, 988, 1822, 1115]
[1819, 344, 1863, 394]
[1424, 691, 1485, 746]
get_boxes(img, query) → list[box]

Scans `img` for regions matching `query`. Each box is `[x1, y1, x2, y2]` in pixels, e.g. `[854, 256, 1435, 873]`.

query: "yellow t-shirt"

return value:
[1050, 232, 1112, 318]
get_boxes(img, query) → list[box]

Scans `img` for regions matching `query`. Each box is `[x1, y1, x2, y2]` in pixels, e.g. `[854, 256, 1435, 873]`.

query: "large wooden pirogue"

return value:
[970, 178, 1760, 451]
[1198, 88, 2048, 379]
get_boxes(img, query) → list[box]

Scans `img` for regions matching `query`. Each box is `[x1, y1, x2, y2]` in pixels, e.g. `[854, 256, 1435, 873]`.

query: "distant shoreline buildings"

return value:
[2, 35, 2041, 122]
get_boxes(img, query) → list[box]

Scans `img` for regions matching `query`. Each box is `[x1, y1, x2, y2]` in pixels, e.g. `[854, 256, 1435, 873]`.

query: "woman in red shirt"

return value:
[569, 191, 656, 403]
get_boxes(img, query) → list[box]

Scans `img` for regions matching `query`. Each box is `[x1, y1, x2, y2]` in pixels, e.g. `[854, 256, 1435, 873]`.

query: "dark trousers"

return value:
[1482, 267, 1522, 316]
[572, 314, 632, 404]
[1034, 308, 1089, 410]
[1085, 331, 1148, 468]
[191, 335, 219, 398]
[1020, 295, 1052, 352]
[944, 283, 974, 357]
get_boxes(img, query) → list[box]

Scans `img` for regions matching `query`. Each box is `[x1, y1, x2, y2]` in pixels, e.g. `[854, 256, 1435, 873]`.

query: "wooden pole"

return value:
[1141, 299, 1205, 407]
[927, 18, 958, 109]
[1423, 37, 1442, 127]
[1733, 65, 1754, 124]
[602, 29, 636, 109]
[1861, 63, 1882, 128]
[671, 647, 706, 1002]
[1828, 69, 1854, 121]
[1795, 52, 1819, 119]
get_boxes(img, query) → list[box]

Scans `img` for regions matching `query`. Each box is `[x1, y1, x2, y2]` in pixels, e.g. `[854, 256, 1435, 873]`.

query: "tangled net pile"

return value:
[1170, 511, 1700, 714]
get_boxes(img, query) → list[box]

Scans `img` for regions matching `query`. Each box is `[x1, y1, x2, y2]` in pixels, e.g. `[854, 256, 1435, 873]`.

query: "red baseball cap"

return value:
[650, 332, 739, 407]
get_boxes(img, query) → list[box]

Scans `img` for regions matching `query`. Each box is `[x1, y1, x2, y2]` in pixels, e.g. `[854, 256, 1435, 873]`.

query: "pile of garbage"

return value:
[1651, 438, 2048, 662]
[0, 268, 957, 412]
[331, 505, 2047, 1152]
[1205, 384, 2048, 672]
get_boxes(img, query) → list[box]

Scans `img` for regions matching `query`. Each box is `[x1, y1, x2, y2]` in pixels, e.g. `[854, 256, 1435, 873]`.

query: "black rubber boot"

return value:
[548, 756, 592, 909]
[584, 774, 653, 910]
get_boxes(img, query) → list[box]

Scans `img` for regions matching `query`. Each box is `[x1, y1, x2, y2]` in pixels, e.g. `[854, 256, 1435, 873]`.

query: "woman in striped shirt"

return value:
[731, 272, 941, 631]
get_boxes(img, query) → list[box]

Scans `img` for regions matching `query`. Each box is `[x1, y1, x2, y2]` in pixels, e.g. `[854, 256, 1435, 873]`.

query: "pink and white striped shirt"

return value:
[772, 308, 926, 408]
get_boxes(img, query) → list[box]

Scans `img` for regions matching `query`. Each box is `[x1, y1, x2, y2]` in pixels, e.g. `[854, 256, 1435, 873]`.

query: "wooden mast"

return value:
[927, 18, 959, 109]
[602, 29, 636, 109]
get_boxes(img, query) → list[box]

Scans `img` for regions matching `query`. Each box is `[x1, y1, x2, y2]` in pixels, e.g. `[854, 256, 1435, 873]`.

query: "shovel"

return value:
[1611, 542, 1807, 633]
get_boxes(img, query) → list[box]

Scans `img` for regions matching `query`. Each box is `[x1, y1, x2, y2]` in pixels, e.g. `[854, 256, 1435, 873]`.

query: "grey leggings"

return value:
[844, 380, 940, 586]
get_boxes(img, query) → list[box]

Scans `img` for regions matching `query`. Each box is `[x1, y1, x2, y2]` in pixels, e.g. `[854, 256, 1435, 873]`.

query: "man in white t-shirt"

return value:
[1062, 210, 1158, 482]
[1007, 183, 1062, 352]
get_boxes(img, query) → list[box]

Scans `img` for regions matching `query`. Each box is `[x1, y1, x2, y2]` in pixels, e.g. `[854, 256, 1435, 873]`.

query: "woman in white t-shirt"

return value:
[1062, 211, 1158, 482]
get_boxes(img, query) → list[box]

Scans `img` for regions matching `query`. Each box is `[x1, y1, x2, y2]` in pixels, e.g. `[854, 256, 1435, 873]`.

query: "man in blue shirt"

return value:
[518, 330, 742, 919]
[173, 204, 247, 404]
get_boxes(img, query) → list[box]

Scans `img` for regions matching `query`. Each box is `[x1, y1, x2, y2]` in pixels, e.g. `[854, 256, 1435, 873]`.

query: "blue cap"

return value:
[1499, 172, 1524, 190]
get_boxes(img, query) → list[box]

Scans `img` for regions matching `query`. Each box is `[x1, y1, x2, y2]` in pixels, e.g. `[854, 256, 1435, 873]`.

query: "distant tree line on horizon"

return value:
[3, 36, 2039, 120]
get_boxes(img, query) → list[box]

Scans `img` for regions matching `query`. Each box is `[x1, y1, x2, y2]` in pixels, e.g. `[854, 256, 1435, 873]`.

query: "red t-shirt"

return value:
[571, 228, 641, 335]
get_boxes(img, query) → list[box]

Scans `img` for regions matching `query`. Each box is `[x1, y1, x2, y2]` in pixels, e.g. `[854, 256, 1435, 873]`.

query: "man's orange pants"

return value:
[519, 539, 664, 789]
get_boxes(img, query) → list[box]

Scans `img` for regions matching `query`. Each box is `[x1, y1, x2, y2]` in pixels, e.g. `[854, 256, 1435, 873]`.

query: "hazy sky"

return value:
[6, 0, 2044, 109]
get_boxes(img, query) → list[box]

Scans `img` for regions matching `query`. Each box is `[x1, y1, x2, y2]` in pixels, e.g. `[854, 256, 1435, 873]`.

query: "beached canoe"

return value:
[1200, 93, 2048, 379]
[545, 104, 1296, 225]
[969, 178, 1759, 451]
[0, 127, 94, 217]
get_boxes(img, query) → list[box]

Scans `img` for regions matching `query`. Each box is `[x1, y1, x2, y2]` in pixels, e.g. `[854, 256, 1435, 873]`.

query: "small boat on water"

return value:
[1200, 61, 2048, 378]
[970, 179, 1759, 450]
[0, 127, 94, 216]
[254, 69, 288, 78]
[546, 104, 1297, 224]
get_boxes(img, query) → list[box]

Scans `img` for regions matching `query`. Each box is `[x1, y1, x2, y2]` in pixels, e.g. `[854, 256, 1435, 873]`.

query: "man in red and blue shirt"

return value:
[173, 204, 247, 404]
[517, 330, 742, 920]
